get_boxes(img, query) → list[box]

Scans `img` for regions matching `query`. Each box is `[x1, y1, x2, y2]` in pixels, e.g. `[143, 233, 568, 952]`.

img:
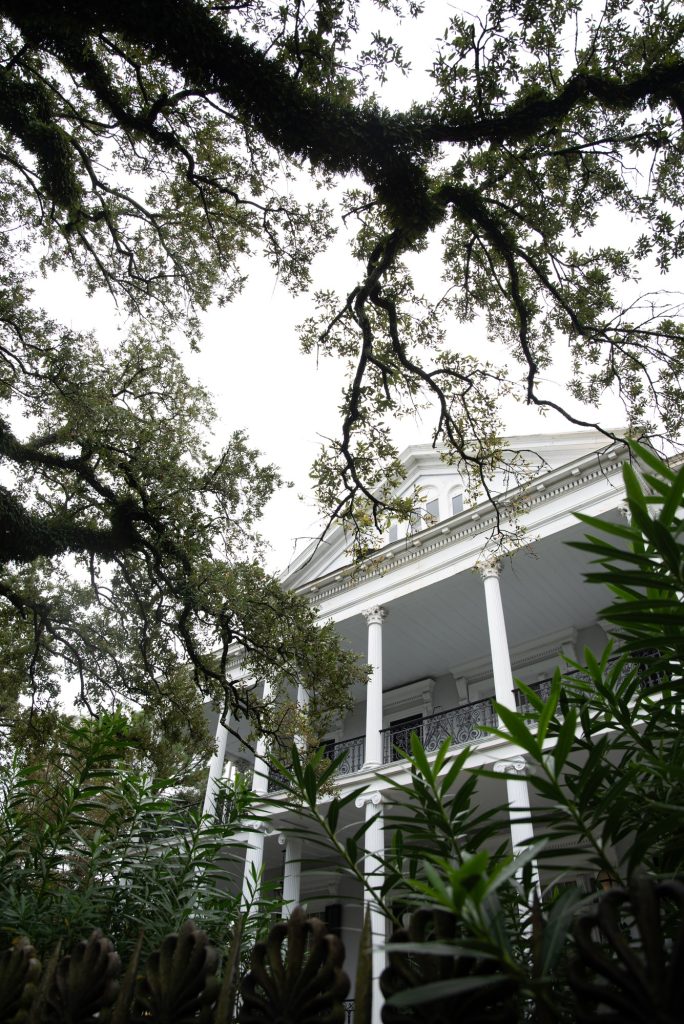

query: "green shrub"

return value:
[0, 713, 259, 957]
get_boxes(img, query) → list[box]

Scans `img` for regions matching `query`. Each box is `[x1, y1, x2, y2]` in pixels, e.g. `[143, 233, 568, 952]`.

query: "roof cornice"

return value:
[295, 443, 627, 603]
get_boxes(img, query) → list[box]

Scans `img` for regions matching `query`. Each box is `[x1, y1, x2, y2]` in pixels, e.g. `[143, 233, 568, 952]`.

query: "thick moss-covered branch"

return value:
[4, 0, 684, 238]
[427, 62, 684, 146]
[0, 483, 142, 562]
[1, 0, 436, 231]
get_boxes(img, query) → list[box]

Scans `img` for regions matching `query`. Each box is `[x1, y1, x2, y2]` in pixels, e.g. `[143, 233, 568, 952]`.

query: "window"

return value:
[451, 493, 463, 516]
[425, 497, 439, 523]
[388, 523, 398, 543]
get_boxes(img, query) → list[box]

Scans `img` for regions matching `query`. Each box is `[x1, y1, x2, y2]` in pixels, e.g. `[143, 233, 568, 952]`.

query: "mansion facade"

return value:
[202, 429, 630, 1020]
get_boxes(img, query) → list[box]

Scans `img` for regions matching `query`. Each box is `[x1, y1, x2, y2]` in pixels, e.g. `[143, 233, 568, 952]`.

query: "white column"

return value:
[480, 560, 517, 715]
[481, 560, 537, 881]
[251, 734, 270, 797]
[363, 606, 387, 769]
[494, 758, 539, 890]
[241, 826, 266, 914]
[241, 737, 269, 912]
[251, 678, 273, 798]
[294, 681, 308, 754]
[356, 791, 385, 1024]
[240, 679, 272, 913]
[279, 833, 303, 918]
[201, 708, 230, 820]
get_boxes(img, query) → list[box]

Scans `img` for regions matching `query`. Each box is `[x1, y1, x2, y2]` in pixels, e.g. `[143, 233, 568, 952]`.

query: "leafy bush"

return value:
[0, 713, 260, 957]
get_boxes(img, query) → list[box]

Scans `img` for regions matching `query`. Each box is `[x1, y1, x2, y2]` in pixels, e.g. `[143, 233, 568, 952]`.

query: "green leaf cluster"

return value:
[0, 712, 268, 958]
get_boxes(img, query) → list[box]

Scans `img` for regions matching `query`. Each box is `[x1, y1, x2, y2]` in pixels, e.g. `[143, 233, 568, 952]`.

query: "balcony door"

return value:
[387, 712, 423, 762]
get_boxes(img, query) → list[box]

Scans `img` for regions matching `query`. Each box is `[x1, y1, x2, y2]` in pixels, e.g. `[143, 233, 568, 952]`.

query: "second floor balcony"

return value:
[381, 697, 498, 762]
[266, 651, 667, 793]
[267, 695, 499, 791]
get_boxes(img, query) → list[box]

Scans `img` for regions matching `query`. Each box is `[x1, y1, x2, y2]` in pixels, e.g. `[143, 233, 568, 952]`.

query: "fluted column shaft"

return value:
[294, 681, 308, 754]
[494, 758, 540, 892]
[481, 562, 518, 715]
[251, 678, 273, 797]
[201, 709, 230, 820]
[481, 560, 538, 885]
[363, 606, 387, 769]
[241, 679, 272, 912]
[241, 828, 266, 914]
[508, 773, 534, 856]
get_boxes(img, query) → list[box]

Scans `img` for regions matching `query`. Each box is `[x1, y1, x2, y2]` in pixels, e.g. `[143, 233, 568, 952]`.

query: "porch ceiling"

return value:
[334, 516, 619, 694]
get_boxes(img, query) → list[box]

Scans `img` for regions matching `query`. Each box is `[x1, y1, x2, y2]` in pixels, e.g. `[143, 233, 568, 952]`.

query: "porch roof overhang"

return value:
[329, 515, 621, 698]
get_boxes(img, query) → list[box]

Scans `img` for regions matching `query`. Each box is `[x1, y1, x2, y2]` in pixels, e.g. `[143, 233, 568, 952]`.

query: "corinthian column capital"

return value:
[478, 556, 502, 581]
[363, 605, 387, 626]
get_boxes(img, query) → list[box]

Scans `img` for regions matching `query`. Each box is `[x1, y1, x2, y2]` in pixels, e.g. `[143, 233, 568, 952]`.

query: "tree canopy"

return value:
[1, 0, 683, 747]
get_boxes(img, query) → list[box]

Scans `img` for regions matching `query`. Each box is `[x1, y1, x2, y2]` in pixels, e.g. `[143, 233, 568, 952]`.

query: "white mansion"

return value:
[202, 429, 630, 1014]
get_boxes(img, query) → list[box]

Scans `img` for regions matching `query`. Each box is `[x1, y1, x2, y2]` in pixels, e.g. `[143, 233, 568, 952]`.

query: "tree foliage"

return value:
[2, 1, 684, 738]
[0, 287, 362, 749]
[0, 712, 269, 957]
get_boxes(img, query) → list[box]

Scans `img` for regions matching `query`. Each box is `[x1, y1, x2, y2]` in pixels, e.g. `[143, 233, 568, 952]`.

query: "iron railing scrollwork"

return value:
[381, 698, 497, 763]
[514, 677, 553, 715]
[267, 767, 290, 793]
[268, 735, 366, 791]
[333, 734, 365, 776]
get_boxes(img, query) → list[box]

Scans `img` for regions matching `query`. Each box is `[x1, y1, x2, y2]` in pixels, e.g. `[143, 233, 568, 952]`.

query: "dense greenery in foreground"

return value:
[2, 1, 684, 754]
[0, 712, 269, 958]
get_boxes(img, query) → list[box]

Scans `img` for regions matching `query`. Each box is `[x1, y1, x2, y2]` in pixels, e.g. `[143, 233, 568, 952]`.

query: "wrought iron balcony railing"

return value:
[265, 653, 670, 790]
[332, 734, 365, 776]
[381, 697, 498, 764]
[267, 734, 366, 792]
[514, 652, 669, 715]
[267, 765, 290, 793]
[514, 676, 553, 714]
